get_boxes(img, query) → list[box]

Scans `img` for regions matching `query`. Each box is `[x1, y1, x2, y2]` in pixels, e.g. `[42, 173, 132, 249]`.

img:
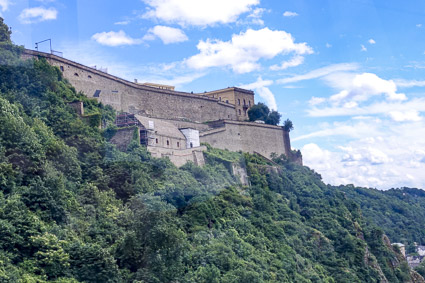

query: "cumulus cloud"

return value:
[368, 39, 376, 44]
[299, 119, 425, 189]
[0, 0, 10, 12]
[361, 44, 367, 51]
[143, 25, 188, 44]
[307, 98, 425, 117]
[388, 111, 422, 122]
[240, 77, 277, 110]
[92, 30, 142, 46]
[246, 7, 266, 25]
[186, 28, 313, 73]
[270, 55, 304, 71]
[19, 7, 57, 24]
[328, 73, 407, 105]
[142, 0, 259, 27]
[283, 11, 298, 17]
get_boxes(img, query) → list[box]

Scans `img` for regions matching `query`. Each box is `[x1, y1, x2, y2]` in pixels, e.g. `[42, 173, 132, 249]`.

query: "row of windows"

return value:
[237, 99, 251, 106]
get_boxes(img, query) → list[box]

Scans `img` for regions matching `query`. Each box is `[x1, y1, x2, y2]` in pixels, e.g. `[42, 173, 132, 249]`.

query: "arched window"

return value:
[156, 138, 158, 144]
[167, 140, 170, 146]
[238, 99, 240, 105]
[74, 73, 79, 77]
[243, 99, 246, 106]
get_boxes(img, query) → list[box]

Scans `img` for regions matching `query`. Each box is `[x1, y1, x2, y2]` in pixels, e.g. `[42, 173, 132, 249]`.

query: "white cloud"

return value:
[240, 77, 277, 110]
[283, 11, 298, 17]
[395, 79, 425, 88]
[186, 28, 313, 73]
[361, 44, 367, 51]
[277, 63, 359, 84]
[299, 119, 425, 189]
[417, 24, 422, 28]
[368, 39, 376, 44]
[143, 25, 188, 44]
[246, 7, 266, 25]
[327, 73, 407, 105]
[0, 0, 10, 12]
[18, 7, 57, 24]
[326, 43, 332, 48]
[307, 98, 425, 117]
[270, 55, 304, 71]
[388, 111, 422, 122]
[308, 96, 326, 106]
[115, 21, 130, 25]
[92, 30, 142, 46]
[142, 0, 259, 27]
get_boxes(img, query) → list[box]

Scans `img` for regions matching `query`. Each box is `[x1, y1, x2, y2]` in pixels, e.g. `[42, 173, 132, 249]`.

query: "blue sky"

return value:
[2, 0, 425, 189]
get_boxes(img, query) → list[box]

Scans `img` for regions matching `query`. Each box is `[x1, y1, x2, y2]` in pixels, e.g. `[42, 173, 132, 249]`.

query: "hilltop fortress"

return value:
[23, 49, 302, 167]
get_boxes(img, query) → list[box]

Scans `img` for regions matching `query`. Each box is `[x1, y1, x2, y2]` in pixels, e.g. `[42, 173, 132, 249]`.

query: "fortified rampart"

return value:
[23, 49, 302, 168]
[200, 120, 288, 158]
[22, 50, 236, 123]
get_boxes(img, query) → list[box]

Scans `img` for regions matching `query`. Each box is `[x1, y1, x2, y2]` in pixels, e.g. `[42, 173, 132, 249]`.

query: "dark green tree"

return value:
[266, 110, 281, 126]
[248, 103, 281, 125]
[0, 17, 11, 43]
[248, 102, 269, 122]
[283, 119, 294, 132]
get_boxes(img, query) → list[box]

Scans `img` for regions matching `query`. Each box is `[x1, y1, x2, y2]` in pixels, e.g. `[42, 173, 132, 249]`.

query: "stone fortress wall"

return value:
[23, 49, 300, 166]
[22, 50, 236, 123]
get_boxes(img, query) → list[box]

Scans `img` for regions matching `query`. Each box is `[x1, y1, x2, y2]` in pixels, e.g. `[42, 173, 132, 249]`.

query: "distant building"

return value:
[417, 245, 425, 256]
[407, 255, 425, 269]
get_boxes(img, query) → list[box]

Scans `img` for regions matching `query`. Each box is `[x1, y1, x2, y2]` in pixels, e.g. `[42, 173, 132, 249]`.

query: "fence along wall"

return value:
[23, 50, 236, 123]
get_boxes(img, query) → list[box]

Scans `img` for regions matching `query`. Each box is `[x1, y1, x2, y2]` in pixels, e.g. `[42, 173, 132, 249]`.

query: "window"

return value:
[226, 100, 229, 103]
[88, 75, 92, 78]
[167, 140, 169, 146]
[190, 142, 193, 148]
[238, 109, 241, 115]
[249, 100, 251, 106]
[243, 99, 246, 106]
[156, 138, 158, 144]
[177, 142, 180, 147]
[74, 73, 79, 77]
[60, 66, 64, 71]
[238, 99, 240, 105]
[219, 97, 222, 101]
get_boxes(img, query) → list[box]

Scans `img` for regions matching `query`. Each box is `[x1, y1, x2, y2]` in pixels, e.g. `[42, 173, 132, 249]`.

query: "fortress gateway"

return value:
[23, 49, 301, 167]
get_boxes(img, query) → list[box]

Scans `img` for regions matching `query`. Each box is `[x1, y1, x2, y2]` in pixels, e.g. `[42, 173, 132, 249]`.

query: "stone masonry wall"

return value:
[23, 50, 236, 123]
[200, 120, 288, 159]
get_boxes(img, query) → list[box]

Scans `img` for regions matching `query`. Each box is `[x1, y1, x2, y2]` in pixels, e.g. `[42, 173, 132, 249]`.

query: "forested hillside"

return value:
[0, 18, 424, 282]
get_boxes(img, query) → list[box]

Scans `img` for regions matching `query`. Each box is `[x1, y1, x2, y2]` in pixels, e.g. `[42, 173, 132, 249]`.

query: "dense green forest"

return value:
[0, 18, 424, 282]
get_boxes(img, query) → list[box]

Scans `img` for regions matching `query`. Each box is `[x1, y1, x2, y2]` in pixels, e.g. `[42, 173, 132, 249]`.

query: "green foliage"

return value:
[0, 18, 420, 282]
[283, 119, 294, 132]
[0, 17, 11, 43]
[247, 102, 281, 125]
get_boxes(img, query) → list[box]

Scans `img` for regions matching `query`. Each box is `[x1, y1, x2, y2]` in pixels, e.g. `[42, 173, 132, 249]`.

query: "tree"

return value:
[248, 103, 269, 122]
[283, 119, 294, 132]
[248, 103, 281, 125]
[266, 111, 281, 126]
[0, 17, 11, 43]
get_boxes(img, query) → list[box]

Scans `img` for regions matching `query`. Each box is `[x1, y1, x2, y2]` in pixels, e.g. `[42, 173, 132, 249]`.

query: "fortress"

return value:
[23, 49, 302, 167]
